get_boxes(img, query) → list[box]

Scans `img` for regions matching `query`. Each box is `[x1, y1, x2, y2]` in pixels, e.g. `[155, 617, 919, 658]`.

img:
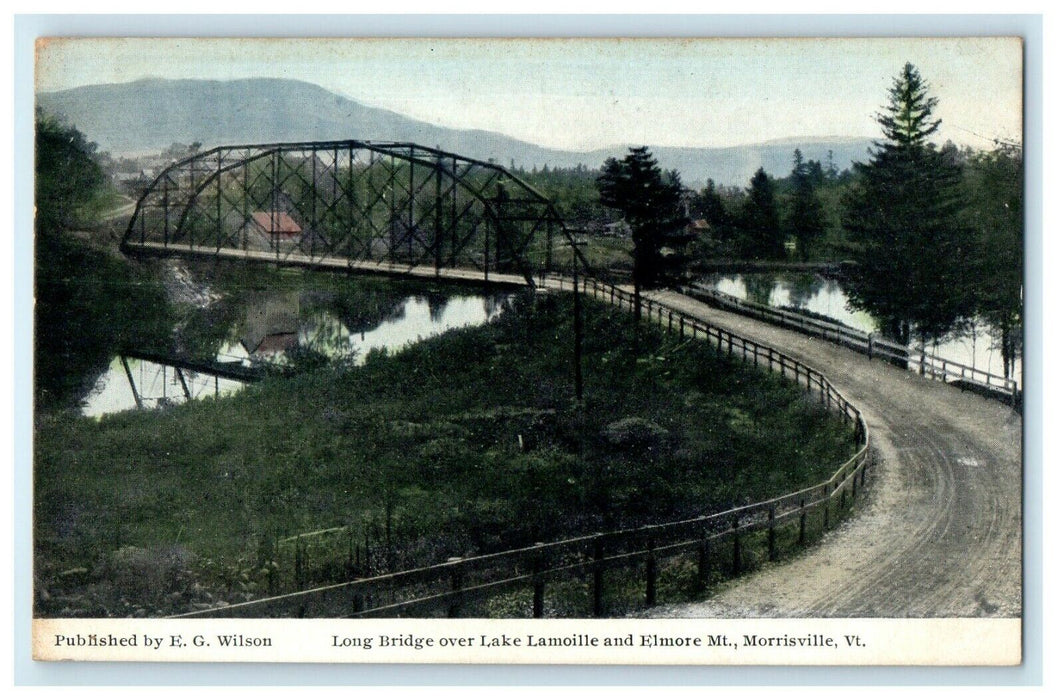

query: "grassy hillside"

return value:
[35, 291, 854, 616]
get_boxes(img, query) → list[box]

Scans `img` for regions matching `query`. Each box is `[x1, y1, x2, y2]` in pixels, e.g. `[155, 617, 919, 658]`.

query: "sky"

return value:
[36, 36, 1023, 152]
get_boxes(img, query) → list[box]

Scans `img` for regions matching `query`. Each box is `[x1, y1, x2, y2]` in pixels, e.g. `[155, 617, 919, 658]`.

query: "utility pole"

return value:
[570, 233, 588, 404]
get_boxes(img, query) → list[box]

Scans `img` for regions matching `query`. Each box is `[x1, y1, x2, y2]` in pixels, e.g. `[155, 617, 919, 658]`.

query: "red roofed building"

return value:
[249, 211, 302, 238]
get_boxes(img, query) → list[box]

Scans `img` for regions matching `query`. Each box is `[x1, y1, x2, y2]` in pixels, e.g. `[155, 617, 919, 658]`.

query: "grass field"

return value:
[34, 287, 855, 616]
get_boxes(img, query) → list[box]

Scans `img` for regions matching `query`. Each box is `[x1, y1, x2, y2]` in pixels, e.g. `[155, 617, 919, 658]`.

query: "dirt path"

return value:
[640, 289, 1022, 618]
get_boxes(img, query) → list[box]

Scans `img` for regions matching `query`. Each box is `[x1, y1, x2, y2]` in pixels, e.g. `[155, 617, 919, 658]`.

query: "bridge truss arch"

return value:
[122, 141, 589, 286]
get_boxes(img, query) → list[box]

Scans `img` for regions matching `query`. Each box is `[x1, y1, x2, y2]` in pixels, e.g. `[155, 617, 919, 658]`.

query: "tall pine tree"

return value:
[788, 149, 826, 262]
[738, 167, 784, 260]
[596, 147, 690, 315]
[967, 144, 1023, 378]
[843, 63, 975, 345]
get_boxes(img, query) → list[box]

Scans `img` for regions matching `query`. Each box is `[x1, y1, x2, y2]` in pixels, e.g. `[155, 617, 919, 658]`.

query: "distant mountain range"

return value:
[36, 78, 873, 187]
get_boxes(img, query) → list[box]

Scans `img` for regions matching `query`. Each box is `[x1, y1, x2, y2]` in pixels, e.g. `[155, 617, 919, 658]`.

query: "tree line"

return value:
[586, 63, 1022, 377]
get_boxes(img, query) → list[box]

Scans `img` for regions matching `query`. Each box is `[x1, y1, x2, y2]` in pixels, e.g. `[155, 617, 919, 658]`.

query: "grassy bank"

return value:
[35, 289, 855, 616]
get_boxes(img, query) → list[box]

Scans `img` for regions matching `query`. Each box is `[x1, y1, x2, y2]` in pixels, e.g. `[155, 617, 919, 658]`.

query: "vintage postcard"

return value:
[29, 34, 1025, 666]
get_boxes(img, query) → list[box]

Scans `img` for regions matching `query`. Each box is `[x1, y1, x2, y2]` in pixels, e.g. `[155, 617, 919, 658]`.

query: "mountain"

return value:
[36, 78, 872, 186]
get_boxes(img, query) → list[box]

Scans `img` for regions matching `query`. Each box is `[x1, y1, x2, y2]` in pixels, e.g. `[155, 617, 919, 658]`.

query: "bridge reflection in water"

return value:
[83, 290, 510, 418]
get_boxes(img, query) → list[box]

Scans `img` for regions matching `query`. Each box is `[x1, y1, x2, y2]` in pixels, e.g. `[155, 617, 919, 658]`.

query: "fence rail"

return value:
[685, 284, 1019, 404]
[173, 274, 870, 619]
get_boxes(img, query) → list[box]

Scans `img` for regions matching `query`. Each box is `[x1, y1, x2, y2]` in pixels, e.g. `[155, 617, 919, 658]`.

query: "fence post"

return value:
[867, 334, 873, 360]
[645, 535, 658, 608]
[731, 517, 742, 576]
[697, 528, 709, 592]
[532, 542, 545, 619]
[295, 537, 305, 589]
[267, 537, 279, 594]
[919, 348, 926, 377]
[768, 507, 777, 562]
[798, 500, 807, 545]
[447, 557, 464, 618]
[592, 536, 605, 617]
[852, 467, 859, 499]
[679, 316, 685, 338]
[823, 486, 830, 530]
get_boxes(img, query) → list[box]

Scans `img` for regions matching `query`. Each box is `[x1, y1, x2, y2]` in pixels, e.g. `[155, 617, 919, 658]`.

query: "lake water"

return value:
[700, 272, 1022, 387]
[81, 357, 247, 418]
[82, 288, 510, 418]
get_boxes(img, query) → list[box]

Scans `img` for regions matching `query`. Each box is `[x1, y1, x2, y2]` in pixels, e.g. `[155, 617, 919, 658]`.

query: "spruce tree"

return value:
[843, 63, 975, 345]
[596, 147, 690, 314]
[967, 144, 1023, 378]
[738, 167, 784, 260]
[788, 149, 826, 262]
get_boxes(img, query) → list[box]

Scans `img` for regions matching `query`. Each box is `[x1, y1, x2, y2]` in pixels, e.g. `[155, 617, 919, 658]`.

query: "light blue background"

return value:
[13, 13, 1044, 686]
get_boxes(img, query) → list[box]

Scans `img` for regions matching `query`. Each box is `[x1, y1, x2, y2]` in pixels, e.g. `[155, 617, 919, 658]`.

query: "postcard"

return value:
[29, 35, 1024, 665]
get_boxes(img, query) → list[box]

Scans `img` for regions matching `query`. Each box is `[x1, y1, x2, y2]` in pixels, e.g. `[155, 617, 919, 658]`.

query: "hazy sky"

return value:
[35, 37, 1023, 151]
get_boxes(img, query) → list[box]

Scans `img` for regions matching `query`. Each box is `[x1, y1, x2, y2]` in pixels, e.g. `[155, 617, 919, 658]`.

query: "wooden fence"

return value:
[172, 275, 870, 619]
[684, 284, 1020, 405]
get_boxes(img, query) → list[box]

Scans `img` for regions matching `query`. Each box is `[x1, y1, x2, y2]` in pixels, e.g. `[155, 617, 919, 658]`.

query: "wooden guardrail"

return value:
[684, 284, 1020, 405]
[172, 275, 870, 619]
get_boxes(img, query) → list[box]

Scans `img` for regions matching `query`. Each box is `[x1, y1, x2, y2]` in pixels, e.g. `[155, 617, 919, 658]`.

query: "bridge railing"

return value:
[683, 284, 1020, 404]
[173, 274, 869, 619]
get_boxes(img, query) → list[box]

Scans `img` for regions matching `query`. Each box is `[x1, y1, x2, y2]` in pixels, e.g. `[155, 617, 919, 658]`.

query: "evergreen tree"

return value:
[693, 178, 730, 228]
[687, 179, 739, 261]
[738, 167, 784, 260]
[35, 110, 108, 233]
[966, 144, 1023, 378]
[843, 63, 975, 345]
[788, 149, 826, 262]
[825, 149, 839, 182]
[596, 147, 690, 315]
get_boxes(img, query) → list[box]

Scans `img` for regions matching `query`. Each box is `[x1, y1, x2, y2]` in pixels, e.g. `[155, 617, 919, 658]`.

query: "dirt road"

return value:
[643, 289, 1022, 618]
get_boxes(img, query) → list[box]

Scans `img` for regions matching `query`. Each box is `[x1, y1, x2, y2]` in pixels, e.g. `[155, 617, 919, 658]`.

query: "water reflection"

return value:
[701, 272, 1022, 385]
[81, 356, 246, 418]
[743, 276, 776, 307]
[783, 273, 824, 310]
[83, 288, 511, 417]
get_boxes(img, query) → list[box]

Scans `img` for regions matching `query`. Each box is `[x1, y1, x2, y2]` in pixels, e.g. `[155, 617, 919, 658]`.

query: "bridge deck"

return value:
[124, 241, 534, 290]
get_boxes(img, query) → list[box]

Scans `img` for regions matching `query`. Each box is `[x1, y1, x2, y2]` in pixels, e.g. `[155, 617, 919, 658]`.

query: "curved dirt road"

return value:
[642, 289, 1022, 618]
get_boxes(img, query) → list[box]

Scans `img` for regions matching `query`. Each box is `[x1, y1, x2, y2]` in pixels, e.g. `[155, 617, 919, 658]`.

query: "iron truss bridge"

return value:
[122, 141, 590, 287]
